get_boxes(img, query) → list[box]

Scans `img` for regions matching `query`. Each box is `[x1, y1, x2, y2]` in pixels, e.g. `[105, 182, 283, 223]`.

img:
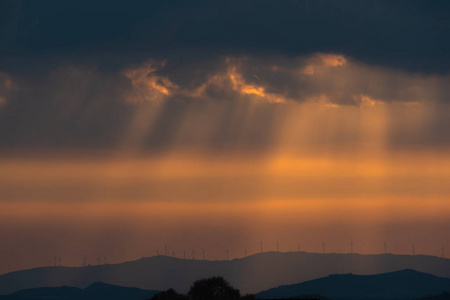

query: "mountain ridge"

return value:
[0, 252, 448, 295]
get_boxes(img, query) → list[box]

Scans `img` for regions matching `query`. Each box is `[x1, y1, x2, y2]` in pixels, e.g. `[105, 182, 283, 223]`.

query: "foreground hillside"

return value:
[0, 252, 448, 294]
[256, 269, 450, 300]
[0, 282, 160, 300]
[2, 270, 449, 300]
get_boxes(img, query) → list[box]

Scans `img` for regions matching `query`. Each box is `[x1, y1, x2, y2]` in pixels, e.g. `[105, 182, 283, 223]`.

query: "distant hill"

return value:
[0, 282, 160, 300]
[0, 252, 449, 295]
[256, 269, 450, 300]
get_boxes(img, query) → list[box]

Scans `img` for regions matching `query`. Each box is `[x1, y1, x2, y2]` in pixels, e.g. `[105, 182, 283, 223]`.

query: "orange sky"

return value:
[1, 146, 449, 273]
[1, 53, 450, 274]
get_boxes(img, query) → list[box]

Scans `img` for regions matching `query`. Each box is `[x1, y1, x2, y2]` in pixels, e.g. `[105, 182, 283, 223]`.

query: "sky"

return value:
[0, 0, 450, 273]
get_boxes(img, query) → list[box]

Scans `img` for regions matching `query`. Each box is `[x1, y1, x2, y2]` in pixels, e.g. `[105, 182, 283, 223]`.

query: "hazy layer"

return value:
[1, 53, 449, 274]
[1, 148, 449, 273]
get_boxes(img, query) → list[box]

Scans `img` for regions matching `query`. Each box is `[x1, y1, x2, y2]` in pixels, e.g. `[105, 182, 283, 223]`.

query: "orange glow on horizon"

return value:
[0, 196, 448, 224]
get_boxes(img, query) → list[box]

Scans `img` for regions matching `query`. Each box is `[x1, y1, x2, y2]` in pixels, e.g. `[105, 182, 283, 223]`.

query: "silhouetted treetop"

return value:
[151, 288, 188, 300]
[188, 276, 240, 300]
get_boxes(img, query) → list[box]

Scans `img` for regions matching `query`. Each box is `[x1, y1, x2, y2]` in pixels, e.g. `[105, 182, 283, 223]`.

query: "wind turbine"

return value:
[351, 240, 354, 254]
[164, 245, 168, 256]
[202, 248, 206, 260]
[244, 248, 247, 257]
[154, 248, 159, 256]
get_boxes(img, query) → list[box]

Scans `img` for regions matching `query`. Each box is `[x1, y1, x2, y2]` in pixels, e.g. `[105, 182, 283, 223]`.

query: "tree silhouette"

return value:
[151, 288, 188, 300]
[188, 276, 240, 300]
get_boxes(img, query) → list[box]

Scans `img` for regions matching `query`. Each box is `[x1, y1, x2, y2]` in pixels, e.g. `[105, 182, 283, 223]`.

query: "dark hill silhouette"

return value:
[0, 252, 449, 295]
[256, 269, 450, 300]
[5, 286, 83, 299]
[0, 282, 160, 300]
[415, 292, 450, 300]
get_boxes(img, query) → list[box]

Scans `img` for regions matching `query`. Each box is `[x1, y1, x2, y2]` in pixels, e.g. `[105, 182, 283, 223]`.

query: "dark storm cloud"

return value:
[1, 0, 450, 152]
[1, 0, 450, 75]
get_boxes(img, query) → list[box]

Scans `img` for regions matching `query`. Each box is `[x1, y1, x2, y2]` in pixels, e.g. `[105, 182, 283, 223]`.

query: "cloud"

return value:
[1, 1, 450, 75]
[122, 54, 450, 106]
[1, 53, 450, 153]
[302, 54, 347, 75]
[123, 60, 178, 103]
